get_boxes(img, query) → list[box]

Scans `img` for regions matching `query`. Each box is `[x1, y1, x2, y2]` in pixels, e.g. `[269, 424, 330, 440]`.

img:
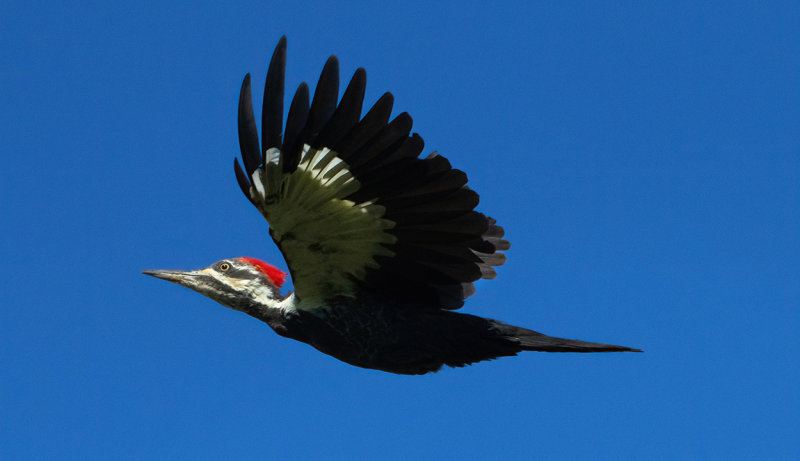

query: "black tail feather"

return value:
[492, 321, 642, 353]
[516, 331, 642, 353]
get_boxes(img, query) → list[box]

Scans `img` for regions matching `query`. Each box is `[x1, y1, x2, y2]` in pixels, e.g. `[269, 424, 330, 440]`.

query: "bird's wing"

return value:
[235, 37, 509, 310]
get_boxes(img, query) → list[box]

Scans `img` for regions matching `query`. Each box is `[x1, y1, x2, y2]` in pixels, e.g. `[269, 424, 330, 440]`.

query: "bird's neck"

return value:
[246, 291, 297, 324]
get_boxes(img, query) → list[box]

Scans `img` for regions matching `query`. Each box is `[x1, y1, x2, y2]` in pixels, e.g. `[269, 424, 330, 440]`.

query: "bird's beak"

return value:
[142, 269, 200, 286]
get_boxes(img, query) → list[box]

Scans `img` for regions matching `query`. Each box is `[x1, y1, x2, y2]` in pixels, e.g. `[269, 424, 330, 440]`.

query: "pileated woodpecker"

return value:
[144, 37, 640, 375]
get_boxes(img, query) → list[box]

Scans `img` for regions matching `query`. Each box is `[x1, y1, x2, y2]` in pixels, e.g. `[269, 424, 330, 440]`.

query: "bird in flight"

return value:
[144, 37, 640, 374]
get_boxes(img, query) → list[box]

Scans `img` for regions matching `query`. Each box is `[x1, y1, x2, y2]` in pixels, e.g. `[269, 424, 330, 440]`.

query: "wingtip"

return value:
[393, 111, 413, 126]
[263, 36, 288, 152]
[271, 37, 287, 65]
[239, 74, 252, 101]
[378, 91, 394, 106]
[325, 54, 339, 68]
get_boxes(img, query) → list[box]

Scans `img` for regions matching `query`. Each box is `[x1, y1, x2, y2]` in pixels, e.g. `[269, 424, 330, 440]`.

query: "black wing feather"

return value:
[233, 158, 253, 203]
[315, 68, 366, 148]
[237, 74, 260, 177]
[281, 83, 310, 173]
[262, 35, 287, 153]
[334, 92, 394, 158]
[306, 56, 339, 138]
[348, 113, 413, 169]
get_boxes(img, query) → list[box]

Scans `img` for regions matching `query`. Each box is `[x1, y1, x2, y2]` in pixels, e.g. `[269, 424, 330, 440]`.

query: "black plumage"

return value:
[261, 36, 286, 154]
[334, 92, 394, 157]
[281, 83, 309, 173]
[315, 68, 366, 149]
[237, 74, 260, 178]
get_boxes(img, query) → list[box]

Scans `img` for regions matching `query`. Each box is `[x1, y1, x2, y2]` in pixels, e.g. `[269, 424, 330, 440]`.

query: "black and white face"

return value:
[143, 258, 285, 312]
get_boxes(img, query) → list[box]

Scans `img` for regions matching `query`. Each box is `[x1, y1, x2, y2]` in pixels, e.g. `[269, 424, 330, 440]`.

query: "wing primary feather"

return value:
[390, 242, 482, 265]
[379, 260, 467, 285]
[233, 158, 254, 203]
[315, 67, 366, 148]
[353, 164, 477, 207]
[282, 83, 310, 173]
[348, 112, 413, 169]
[262, 35, 286, 154]
[334, 92, 394, 158]
[487, 237, 511, 251]
[357, 133, 424, 175]
[238, 74, 261, 176]
[392, 213, 489, 234]
[379, 171, 468, 203]
[306, 55, 340, 138]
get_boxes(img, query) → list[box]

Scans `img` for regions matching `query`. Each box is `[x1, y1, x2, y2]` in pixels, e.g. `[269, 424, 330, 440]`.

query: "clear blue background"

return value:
[2, 1, 798, 459]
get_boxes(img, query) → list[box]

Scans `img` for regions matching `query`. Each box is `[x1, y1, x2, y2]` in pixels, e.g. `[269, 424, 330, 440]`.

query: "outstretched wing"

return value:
[235, 37, 509, 310]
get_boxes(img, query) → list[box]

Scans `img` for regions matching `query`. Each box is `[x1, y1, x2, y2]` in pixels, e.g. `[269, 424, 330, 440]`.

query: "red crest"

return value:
[237, 257, 287, 287]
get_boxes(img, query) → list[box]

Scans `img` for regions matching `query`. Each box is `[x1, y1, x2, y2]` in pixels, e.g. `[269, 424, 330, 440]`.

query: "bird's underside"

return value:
[143, 36, 640, 375]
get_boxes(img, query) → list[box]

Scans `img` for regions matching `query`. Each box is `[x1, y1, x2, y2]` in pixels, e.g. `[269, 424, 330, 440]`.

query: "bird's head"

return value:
[143, 257, 289, 313]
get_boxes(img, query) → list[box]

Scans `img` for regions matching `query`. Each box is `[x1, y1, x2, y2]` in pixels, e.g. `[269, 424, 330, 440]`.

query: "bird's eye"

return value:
[218, 263, 230, 272]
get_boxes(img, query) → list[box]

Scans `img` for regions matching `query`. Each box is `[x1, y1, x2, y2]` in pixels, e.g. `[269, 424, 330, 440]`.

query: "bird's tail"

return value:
[493, 322, 642, 353]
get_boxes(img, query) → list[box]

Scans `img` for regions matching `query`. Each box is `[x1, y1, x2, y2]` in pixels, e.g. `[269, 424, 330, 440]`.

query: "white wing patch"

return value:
[250, 144, 396, 310]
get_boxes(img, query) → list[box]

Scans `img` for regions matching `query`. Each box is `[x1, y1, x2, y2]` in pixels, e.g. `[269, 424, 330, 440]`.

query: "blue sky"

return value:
[2, 1, 798, 459]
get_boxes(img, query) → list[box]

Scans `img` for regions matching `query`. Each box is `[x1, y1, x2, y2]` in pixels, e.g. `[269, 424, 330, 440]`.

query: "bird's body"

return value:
[144, 37, 640, 374]
[264, 295, 505, 375]
[241, 290, 634, 375]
